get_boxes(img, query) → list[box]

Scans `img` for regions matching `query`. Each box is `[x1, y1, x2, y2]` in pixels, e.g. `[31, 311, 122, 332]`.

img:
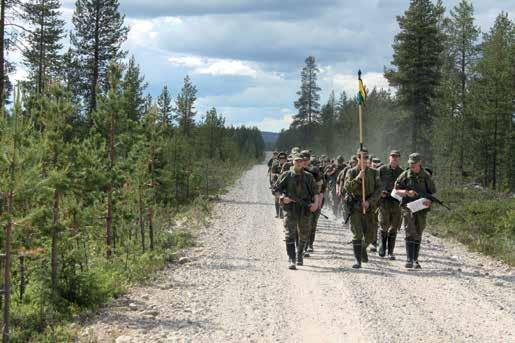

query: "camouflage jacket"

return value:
[394, 168, 436, 209]
[275, 168, 316, 215]
[344, 167, 383, 209]
[378, 164, 404, 203]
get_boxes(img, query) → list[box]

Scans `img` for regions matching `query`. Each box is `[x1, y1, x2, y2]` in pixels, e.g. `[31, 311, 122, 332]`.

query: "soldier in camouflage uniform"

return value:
[337, 155, 358, 222]
[377, 150, 403, 259]
[275, 153, 318, 270]
[280, 147, 300, 173]
[267, 151, 278, 182]
[394, 153, 437, 269]
[301, 151, 325, 255]
[343, 148, 382, 268]
[326, 155, 347, 217]
[270, 152, 287, 218]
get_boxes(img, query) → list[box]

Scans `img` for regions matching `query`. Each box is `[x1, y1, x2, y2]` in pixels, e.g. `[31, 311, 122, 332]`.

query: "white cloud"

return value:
[242, 114, 293, 132]
[168, 54, 259, 77]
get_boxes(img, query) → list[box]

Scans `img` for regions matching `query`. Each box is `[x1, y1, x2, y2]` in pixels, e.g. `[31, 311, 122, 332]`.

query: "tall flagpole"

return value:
[358, 70, 366, 214]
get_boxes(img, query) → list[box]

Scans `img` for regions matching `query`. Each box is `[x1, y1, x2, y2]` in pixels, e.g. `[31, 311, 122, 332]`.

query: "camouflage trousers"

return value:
[283, 210, 311, 244]
[349, 209, 376, 245]
[402, 208, 428, 241]
[309, 209, 321, 238]
[378, 201, 402, 236]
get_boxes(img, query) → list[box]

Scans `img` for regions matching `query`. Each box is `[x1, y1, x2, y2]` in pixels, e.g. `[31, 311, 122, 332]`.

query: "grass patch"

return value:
[428, 187, 515, 266]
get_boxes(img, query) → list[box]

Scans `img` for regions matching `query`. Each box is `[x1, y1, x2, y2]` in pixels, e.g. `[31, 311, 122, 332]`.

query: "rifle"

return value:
[401, 188, 451, 211]
[282, 191, 329, 220]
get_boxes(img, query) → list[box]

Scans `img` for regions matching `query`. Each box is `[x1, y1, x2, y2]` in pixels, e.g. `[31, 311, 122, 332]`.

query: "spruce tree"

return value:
[175, 75, 197, 136]
[385, 0, 444, 161]
[293, 56, 321, 144]
[71, 0, 128, 113]
[21, 0, 65, 94]
[157, 84, 173, 131]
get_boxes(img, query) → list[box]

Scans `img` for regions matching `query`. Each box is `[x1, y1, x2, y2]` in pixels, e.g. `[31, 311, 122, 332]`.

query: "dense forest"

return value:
[0, 0, 264, 341]
[277, 0, 514, 193]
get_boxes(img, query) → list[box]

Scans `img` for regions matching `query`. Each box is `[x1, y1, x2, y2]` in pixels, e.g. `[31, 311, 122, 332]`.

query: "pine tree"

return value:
[448, 0, 480, 178]
[122, 55, 147, 123]
[157, 84, 173, 130]
[385, 0, 445, 161]
[471, 13, 513, 190]
[318, 91, 336, 155]
[36, 82, 74, 289]
[176, 75, 197, 136]
[293, 56, 321, 144]
[71, 0, 128, 113]
[91, 63, 127, 258]
[21, 0, 65, 94]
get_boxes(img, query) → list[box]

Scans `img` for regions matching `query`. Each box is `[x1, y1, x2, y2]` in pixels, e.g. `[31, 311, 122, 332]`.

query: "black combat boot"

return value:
[405, 240, 414, 268]
[378, 231, 387, 258]
[370, 240, 377, 253]
[304, 242, 310, 258]
[287, 242, 296, 270]
[362, 244, 369, 263]
[387, 233, 397, 260]
[352, 240, 362, 269]
[307, 231, 315, 253]
[275, 203, 280, 218]
[413, 240, 421, 269]
[297, 240, 306, 266]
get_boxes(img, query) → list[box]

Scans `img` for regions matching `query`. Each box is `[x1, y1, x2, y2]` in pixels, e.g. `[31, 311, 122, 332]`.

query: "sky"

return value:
[11, 0, 515, 132]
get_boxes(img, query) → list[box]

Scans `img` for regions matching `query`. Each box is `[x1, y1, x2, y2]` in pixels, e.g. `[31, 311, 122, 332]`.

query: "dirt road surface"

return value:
[82, 161, 515, 343]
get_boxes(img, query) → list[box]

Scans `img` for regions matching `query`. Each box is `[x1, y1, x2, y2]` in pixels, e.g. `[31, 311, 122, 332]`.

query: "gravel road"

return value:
[82, 160, 515, 343]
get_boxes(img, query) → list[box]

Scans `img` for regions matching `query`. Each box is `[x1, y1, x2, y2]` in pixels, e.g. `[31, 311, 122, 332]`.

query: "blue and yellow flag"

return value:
[356, 70, 367, 105]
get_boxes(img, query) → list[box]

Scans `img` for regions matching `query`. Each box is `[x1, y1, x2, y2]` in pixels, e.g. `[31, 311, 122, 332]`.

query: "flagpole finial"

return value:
[358, 69, 362, 78]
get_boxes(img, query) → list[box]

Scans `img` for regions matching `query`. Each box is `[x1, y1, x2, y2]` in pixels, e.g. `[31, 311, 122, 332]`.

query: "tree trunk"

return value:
[51, 189, 59, 290]
[139, 187, 145, 252]
[148, 208, 154, 251]
[0, 0, 5, 113]
[106, 107, 115, 258]
[37, 0, 46, 94]
[91, 2, 100, 112]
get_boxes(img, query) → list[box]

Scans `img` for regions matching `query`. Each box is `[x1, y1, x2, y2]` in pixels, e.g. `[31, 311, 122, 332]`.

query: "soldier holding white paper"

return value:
[394, 153, 437, 269]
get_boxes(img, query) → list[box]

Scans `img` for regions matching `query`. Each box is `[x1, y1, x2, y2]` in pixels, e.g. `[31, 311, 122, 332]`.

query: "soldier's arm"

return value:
[367, 171, 383, 207]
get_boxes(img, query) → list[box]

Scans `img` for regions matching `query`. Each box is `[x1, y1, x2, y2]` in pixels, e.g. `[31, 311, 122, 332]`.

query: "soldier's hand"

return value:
[362, 200, 370, 210]
[309, 203, 318, 212]
[381, 191, 389, 198]
[422, 199, 432, 207]
[407, 190, 417, 197]
[357, 170, 365, 179]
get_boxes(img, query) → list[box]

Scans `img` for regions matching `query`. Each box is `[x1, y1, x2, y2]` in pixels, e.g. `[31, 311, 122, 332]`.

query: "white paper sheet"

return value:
[406, 198, 429, 213]
[390, 190, 403, 202]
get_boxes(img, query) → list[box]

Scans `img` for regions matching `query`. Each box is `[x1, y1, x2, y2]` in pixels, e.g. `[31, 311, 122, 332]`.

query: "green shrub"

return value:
[428, 187, 515, 265]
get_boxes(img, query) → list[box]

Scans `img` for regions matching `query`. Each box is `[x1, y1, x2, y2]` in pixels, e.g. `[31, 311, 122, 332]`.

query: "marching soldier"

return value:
[394, 153, 437, 269]
[377, 150, 403, 259]
[281, 147, 300, 173]
[270, 152, 287, 218]
[301, 150, 325, 255]
[275, 153, 318, 270]
[343, 148, 382, 268]
[267, 151, 278, 180]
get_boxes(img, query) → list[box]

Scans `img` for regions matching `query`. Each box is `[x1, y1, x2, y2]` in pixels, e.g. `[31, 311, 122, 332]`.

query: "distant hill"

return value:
[261, 131, 279, 150]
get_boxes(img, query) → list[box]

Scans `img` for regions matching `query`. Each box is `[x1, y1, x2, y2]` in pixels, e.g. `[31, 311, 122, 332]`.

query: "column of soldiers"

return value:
[270, 147, 437, 271]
